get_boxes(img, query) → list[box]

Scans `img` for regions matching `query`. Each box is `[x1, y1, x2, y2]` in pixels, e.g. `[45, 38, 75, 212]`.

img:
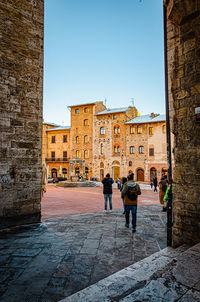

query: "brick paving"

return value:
[42, 183, 160, 219]
[0, 202, 166, 302]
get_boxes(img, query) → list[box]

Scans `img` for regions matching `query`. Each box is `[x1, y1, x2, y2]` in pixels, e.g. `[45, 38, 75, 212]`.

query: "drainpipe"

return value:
[163, 1, 173, 247]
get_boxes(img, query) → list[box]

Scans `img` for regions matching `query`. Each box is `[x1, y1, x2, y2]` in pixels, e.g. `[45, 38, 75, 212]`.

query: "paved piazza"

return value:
[42, 183, 160, 219]
[0, 184, 167, 302]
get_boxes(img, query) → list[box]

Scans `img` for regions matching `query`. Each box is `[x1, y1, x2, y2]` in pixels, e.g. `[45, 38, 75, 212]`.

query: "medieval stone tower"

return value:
[0, 0, 44, 228]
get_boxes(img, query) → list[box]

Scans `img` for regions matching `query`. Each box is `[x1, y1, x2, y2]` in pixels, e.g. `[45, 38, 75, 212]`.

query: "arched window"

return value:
[139, 146, 144, 154]
[84, 119, 88, 126]
[130, 146, 135, 154]
[84, 150, 89, 159]
[76, 150, 80, 158]
[85, 167, 89, 174]
[114, 126, 120, 134]
[84, 135, 88, 143]
[129, 161, 132, 167]
[75, 136, 79, 144]
[100, 127, 105, 135]
[137, 125, 142, 134]
[114, 145, 120, 153]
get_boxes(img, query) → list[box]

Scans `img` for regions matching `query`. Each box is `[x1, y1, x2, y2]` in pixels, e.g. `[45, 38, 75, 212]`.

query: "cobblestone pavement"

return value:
[0, 204, 166, 302]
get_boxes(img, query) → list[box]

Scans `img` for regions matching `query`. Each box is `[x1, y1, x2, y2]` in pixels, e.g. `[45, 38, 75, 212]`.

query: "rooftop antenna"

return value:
[131, 98, 135, 107]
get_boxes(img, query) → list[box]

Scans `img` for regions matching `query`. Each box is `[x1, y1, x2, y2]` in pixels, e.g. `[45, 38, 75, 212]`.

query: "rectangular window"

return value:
[149, 148, 154, 156]
[84, 107, 88, 113]
[149, 127, 153, 135]
[139, 146, 144, 154]
[113, 114, 117, 120]
[63, 135, 67, 143]
[51, 151, 55, 159]
[63, 151, 67, 159]
[130, 126, 135, 134]
[137, 126, 142, 134]
[75, 108, 79, 114]
[130, 146, 135, 154]
[51, 136, 56, 143]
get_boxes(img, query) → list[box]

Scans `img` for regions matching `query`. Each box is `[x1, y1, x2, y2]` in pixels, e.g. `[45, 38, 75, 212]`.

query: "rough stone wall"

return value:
[166, 0, 200, 246]
[0, 0, 44, 228]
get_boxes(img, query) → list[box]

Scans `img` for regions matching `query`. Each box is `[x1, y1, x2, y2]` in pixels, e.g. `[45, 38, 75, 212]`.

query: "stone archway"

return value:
[112, 161, 120, 181]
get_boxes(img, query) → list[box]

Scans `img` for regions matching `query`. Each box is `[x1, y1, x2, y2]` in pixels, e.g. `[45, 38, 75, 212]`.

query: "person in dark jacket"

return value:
[102, 173, 114, 212]
[153, 177, 158, 192]
[121, 173, 141, 232]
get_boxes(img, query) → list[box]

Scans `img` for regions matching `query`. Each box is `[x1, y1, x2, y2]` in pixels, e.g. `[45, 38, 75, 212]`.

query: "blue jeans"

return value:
[104, 194, 112, 210]
[122, 198, 125, 211]
[125, 205, 137, 229]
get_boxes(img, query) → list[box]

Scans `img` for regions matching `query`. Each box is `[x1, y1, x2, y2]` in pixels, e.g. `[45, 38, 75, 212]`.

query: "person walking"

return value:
[153, 176, 158, 192]
[117, 177, 121, 189]
[158, 177, 168, 211]
[120, 177, 127, 214]
[102, 173, 114, 212]
[121, 173, 141, 232]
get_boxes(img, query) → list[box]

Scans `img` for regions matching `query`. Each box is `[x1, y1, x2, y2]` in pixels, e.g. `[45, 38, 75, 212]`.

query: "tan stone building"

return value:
[43, 102, 171, 182]
[42, 124, 71, 179]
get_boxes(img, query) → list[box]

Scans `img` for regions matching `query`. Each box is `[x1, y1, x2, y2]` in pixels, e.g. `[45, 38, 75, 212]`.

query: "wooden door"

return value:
[137, 169, 144, 181]
[113, 166, 120, 181]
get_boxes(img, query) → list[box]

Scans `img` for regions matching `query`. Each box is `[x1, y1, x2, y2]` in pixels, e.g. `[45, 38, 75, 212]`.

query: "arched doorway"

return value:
[150, 167, 157, 180]
[112, 161, 120, 181]
[137, 168, 144, 181]
[51, 168, 57, 178]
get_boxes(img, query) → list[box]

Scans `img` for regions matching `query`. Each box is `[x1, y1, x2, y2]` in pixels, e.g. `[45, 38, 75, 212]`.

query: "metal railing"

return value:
[45, 157, 69, 162]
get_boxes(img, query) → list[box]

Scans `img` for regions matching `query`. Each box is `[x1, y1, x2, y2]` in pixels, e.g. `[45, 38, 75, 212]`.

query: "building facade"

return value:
[43, 102, 171, 182]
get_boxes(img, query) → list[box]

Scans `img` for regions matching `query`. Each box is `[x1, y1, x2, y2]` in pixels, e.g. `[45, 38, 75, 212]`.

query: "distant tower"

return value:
[104, 98, 107, 107]
[131, 98, 135, 107]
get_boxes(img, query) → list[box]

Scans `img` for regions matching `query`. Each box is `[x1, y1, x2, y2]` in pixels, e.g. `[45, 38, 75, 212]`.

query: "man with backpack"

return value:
[121, 173, 141, 232]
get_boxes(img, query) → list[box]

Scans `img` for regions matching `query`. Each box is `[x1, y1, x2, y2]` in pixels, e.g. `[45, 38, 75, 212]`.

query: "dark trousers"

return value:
[154, 185, 157, 192]
[125, 205, 137, 229]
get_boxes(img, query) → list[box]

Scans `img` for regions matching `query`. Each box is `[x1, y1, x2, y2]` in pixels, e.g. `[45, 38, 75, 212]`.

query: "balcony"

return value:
[46, 157, 69, 163]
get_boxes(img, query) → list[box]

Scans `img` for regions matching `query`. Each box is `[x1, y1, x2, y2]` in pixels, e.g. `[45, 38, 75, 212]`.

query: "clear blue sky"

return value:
[44, 0, 165, 126]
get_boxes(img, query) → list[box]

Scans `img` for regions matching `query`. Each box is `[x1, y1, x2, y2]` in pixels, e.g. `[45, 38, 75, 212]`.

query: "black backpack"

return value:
[127, 185, 138, 201]
[162, 183, 167, 193]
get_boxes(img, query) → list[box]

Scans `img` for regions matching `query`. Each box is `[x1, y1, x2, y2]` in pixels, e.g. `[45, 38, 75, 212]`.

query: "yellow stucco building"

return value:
[42, 101, 173, 182]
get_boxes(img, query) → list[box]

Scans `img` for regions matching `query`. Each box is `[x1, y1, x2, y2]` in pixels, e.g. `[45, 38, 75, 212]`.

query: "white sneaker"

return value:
[104, 210, 107, 213]
[110, 210, 112, 213]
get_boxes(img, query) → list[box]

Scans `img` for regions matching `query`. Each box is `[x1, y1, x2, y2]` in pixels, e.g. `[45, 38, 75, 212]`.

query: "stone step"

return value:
[59, 243, 200, 302]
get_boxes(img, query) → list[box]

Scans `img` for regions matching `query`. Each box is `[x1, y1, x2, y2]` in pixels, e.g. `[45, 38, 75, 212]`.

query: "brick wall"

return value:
[166, 0, 200, 246]
[0, 0, 44, 228]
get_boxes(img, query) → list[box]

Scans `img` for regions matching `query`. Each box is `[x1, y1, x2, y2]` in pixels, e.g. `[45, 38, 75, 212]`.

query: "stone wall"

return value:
[166, 0, 200, 246]
[0, 0, 44, 228]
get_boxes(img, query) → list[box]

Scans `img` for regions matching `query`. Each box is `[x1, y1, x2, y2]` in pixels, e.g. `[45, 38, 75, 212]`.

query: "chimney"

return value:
[150, 113, 155, 119]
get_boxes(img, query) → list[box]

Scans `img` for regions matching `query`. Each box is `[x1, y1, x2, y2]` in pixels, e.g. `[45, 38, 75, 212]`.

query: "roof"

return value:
[68, 101, 102, 108]
[126, 114, 166, 124]
[96, 107, 129, 115]
[46, 126, 70, 132]
[43, 122, 60, 127]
